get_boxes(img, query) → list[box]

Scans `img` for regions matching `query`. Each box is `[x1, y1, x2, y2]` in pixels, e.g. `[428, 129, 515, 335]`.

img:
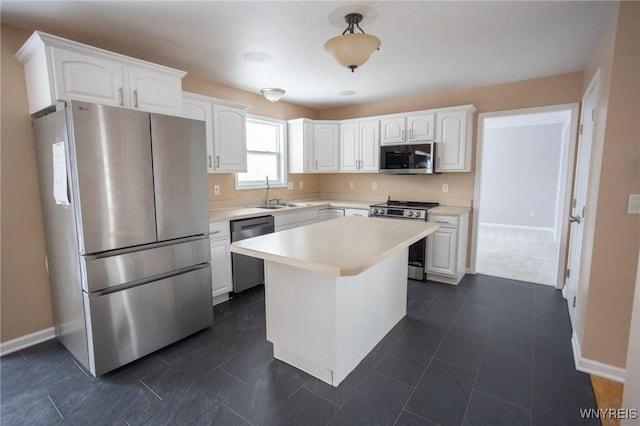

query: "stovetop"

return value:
[368, 200, 439, 220]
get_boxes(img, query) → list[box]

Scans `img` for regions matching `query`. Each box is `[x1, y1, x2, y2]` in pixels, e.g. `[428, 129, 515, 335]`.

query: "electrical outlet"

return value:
[299, 181, 304, 190]
[372, 181, 378, 191]
[442, 184, 449, 193]
[213, 185, 220, 196]
[287, 181, 294, 190]
[628, 194, 640, 214]
[530, 211, 536, 217]
[349, 181, 355, 190]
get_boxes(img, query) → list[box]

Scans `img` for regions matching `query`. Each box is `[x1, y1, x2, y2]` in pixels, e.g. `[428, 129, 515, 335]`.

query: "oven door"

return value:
[408, 237, 427, 280]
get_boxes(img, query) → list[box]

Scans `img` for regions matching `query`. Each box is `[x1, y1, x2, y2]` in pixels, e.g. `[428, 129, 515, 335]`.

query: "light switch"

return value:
[213, 185, 220, 196]
[372, 181, 378, 190]
[287, 181, 294, 190]
[299, 181, 304, 190]
[349, 181, 355, 190]
[442, 184, 449, 193]
[628, 194, 640, 214]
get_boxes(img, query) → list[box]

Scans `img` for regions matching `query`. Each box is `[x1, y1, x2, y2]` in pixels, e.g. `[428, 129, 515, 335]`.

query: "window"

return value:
[235, 115, 287, 189]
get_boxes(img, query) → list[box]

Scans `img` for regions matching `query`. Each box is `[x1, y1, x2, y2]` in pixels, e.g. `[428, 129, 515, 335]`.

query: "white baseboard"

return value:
[572, 332, 626, 383]
[479, 222, 554, 234]
[0, 327, 56, 357]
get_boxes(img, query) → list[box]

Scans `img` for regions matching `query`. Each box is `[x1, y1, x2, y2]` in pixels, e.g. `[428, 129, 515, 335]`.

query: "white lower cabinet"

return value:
[275, 209, 319, 231]
[209, 221, 232, 305]
[426, 212, 469, 285]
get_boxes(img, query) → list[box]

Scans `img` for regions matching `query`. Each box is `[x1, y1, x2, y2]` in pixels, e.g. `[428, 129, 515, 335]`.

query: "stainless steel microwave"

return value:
[379, 143, 436, 174]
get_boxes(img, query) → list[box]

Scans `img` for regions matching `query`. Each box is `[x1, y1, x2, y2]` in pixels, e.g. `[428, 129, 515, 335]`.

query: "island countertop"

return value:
[230, 216, 439, 276]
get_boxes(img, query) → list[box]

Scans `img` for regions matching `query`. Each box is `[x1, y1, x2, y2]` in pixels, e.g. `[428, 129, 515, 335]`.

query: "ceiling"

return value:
[1, 1, 614, 110]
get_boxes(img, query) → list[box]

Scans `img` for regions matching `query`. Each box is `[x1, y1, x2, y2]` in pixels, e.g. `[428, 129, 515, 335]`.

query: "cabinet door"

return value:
[303, 122, 315, 172]
[359, 120, 380, 171]
[182, 96, 214, 173]
[407, 113, 435, 141]
[340, 122, 359, 171]
[210, 238, 232, 298]
[380, 117, 406, 145]
[314, 124, 339, 172]
[51, 47, 127, 108]
[212, 104, 247, 172]
[436, 110, 468, 171]
[128, 66, 183, 116]
[426, 228, 457, 276]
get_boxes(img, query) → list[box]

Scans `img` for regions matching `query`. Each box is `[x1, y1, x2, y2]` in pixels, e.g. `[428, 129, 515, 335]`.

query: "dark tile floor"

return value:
[1, 274, 598, 425]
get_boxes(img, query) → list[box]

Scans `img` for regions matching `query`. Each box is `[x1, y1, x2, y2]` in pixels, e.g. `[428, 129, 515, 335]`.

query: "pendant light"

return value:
[324, 13, 381, 72]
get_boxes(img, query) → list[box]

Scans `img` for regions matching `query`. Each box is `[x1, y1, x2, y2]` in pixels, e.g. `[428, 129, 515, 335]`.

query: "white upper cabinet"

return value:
[435, 106, 475, 172]
[289, 119, 339, 173]
[128, 65, 183, 115]
[16, 31, 185, 116]
[213, 104, 247, 172]
[182, 93, 214, 172]
[380, 112, 434, 145]
[182, 92, 248, 173]
[340, 119, 379, 172]
[314, 123, 340, 172]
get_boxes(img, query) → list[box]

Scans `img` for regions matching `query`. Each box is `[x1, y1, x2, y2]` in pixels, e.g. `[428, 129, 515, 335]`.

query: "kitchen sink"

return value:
[286, 202, 313, 207]
[256, 205, 288, 210]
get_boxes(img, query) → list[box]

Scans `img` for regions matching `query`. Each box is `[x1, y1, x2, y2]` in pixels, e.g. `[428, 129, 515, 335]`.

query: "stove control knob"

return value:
[380, 208, 385, 215]
[372, 208, 378, 214]
[407, 211, 414, 217]
[415, 211, 421, 218]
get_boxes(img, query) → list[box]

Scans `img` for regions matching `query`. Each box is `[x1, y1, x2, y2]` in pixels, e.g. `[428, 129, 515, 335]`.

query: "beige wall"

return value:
[576, 2, 640, 369]
[1, 25, 54, 341]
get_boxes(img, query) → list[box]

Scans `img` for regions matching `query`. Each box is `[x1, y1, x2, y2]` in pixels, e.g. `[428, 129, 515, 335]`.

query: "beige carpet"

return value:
[476, 224, 558, 286]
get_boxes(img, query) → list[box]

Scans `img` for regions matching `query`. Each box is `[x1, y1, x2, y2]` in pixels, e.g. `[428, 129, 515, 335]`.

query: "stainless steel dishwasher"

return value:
[231, 215, 275, 292]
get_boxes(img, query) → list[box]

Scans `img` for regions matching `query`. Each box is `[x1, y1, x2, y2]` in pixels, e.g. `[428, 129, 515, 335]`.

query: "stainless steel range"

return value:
[369, 200, 439, 280]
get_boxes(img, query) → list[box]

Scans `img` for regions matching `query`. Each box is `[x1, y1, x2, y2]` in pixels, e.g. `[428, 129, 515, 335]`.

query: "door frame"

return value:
[470, 103, 580, 289]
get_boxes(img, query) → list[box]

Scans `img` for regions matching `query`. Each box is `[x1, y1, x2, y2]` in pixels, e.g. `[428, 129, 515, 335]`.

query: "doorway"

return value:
[471, 104, 579, 288]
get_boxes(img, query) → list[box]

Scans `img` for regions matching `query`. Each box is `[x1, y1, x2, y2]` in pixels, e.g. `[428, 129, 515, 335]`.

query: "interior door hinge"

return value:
[572, 198, 577, 208]
[582, 206, 586, 218]
[566, 268, 571, 279]
[573, 296, 576, 308]
[591, 109, 595, 121]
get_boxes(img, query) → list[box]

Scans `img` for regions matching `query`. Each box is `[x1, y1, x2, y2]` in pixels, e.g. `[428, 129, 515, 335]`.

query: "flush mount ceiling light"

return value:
[324, 12, 381, 72]
[261, 88, 286, 102]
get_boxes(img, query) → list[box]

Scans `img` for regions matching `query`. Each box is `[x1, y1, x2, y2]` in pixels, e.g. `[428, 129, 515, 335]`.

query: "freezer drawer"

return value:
[83, 237, 210, 293]
[87, 265, 213, 376]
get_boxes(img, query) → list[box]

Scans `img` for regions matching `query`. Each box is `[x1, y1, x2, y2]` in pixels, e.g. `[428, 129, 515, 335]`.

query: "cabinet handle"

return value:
[410, 129, 414, 139]
[208, 155, 212, 169]
[402, 130, 405, 140]
[216, 156, 220, 168]
[133, 89, 139, 108]
[118, 87, 124, 106]
[315, 160, 318, 170]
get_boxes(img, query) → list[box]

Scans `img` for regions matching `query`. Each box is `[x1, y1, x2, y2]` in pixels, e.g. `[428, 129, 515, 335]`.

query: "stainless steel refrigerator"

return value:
[32, 101, 213, 376]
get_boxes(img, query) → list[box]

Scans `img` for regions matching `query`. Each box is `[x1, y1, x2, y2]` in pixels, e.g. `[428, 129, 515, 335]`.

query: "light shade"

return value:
[261, 88, 285, 102]
[324, 33, 381, 71]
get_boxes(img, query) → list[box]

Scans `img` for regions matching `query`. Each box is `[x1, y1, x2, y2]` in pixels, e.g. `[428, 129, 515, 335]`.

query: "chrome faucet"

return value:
[265, 176, 270, 205]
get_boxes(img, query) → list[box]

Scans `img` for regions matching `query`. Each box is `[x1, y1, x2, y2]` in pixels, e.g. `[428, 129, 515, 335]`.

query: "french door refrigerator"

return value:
[32, 101, 213, 376]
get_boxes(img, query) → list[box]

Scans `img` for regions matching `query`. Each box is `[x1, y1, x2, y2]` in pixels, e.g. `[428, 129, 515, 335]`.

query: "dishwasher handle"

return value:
[231, 216, 275, 241]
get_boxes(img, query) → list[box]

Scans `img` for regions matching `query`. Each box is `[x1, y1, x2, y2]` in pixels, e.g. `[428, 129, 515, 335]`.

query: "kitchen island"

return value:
[230, 216, 438, 386]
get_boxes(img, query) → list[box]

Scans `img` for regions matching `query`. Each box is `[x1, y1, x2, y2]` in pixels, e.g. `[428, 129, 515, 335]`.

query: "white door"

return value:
[565, 75, 598, 324]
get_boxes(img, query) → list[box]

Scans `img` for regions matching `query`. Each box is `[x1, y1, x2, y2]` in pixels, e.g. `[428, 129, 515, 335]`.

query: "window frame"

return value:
[235, 114, 287, 190]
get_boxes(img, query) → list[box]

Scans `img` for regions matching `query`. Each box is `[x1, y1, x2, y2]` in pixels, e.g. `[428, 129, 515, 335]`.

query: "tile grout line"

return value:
[72, 358, 90, 377]
[139, 379, 163, 401]
[259, 382, 307, 423]
[372, 370, 414, 391]
[46, 395, 64, 420]
[220, 402, 256, 426]
[473, 388, 531, 412]
[300, 383, 342, 409]
[403, 407, 443, 425]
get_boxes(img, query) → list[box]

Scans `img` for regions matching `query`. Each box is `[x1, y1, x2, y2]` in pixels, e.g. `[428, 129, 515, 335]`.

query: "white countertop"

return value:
[209, 200, 374, 222]
[429, 206, 471, 216]
[230, 216, 439, 277]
